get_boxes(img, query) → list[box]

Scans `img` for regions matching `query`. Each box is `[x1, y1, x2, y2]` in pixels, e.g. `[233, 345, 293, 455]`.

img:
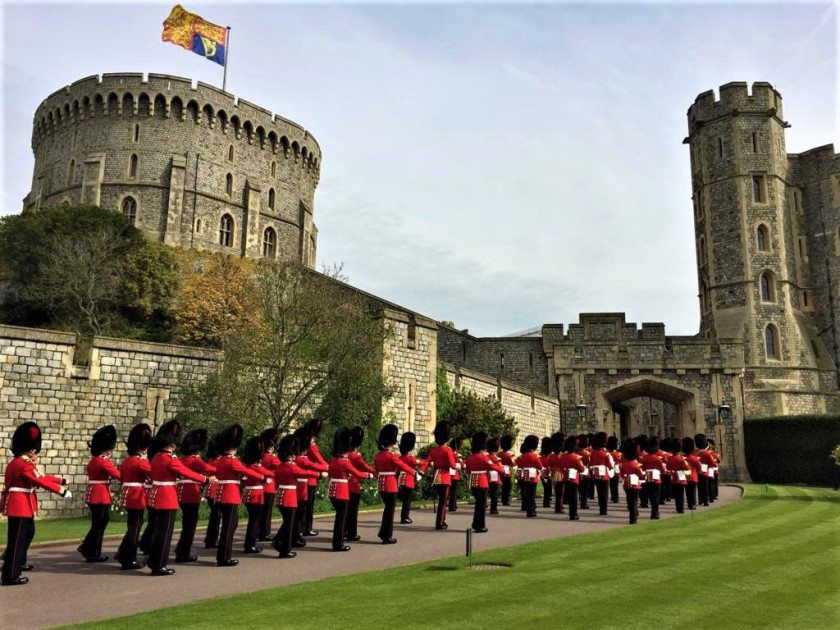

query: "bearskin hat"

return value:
[668, 438, 683, 455]
[621, 439, 638, 461]
[155, 419, 182, 448]
[694, 433, 708, 449]
[205, 436, 219, 460]
[332, 427, 352, 456]
[293, 427, 311, 455]
[180, 428, 208, 456]
[278, 434, 298, 461]
[500, 434, 514, 451]
[707, 437, 716, 447]
[434, 422, 451, 446]
[471, 432, 488, 454]
[606, 435, 619, 451]
[646, 436, 661, 454]
[350, 426, 365, 449]
[399, 431, 416, 455]
[261, 428, 280, 451]
[486, 436, 500, 453]
[11, 421, 42, 456]
[564, 435, 578, 452]
[593, 432, 608, 450]
[125, 423, 152, 455]
[241, 435, 265, 465]
[89, 425, 117, 456]
[540, 436, 553, 456]
[215, 424, 244, 452]
[576, 434, 589, 449]
[551, 432, 566, 453]
[378, 424, 399, 449]
[306, 418, 324, 437]
[681, 436, 695, 455]
[449, 435, 465, 451]
[521, 434, 539, 453]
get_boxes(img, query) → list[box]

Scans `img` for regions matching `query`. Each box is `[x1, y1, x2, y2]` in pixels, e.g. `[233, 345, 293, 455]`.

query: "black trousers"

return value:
[116, 508, 145, 566]
[500, 476, 512, 505]
[147, 509, 176, 571]
[434, 484, 449, 528]
[521, 481, 537, 517]
[378, 492, 397, 540]
[273, 506, 295, 555]
[259, 493, 275, 539]
[594, 479, 609, 515]
[399, 486, 414, 522]
[672, 483, 686, 513]
[541, 478, 553, 507]
[448, 479, 459, 511]
[204, 499, 221, 547]
[471, 487, 487, 530]
[564, 482, 579, 520]
[625, 488, 640, 524]
[710, 475, 719, 501]
[662, 476, 672, 502]
[346, 493, 361, 538]
[217, 503, 239, 563]
[2, 517, 31, 583]
[244, 503, 261, 550]
[488, 483, 500, 513]
[609, 475, 620, 503]
[686, 481, 697, 509]
[306, 487, 317, 531]
[174, 503, 199, 560]
[80, 503, 110, 559]
[697, 476, 710, 506]
[294, 498, 308, 543]
[579, 477, 590, 508]
[330, 498, 349, 550]
[139, 508, 157, 553]
[644, 483, 661, 518]
[553, 481, 565, 513]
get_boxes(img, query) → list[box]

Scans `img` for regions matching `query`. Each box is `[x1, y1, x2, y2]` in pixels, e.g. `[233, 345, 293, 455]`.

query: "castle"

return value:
[1, 76, 837, 514]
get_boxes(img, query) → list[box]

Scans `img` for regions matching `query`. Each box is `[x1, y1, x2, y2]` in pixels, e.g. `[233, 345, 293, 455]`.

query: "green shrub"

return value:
[744, 415, 840, 485]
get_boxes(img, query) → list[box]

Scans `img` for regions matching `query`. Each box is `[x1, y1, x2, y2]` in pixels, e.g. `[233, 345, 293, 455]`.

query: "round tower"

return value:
[686, 81, 827, 416]
[27, 72, 321, 268]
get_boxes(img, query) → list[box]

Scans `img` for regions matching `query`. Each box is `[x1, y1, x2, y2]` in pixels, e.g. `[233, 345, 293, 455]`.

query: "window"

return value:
[271, 161, 276, 178]
[700, 281, 709, 312]
[228, 145, 234, 163]
[219, 214, 233, 247]
[128, 154, 138, 179]
[752, 175, 765, 203]
[67, 159, 75, 185]
[757, 224, 769, 251]
[718, 137, 723, 157]
[698, 237, 707, 266]
[225, 173, 233, 197]
[195, 218, 202, 234]
[121, 196, 137, 225]
[801, 290, 814, 311]
[798, 237, 807, 261]
[793, 190, 800, 212]
[765, 325, 780, 359]
[262, 227, 276, 258]
[268, 188, 275, 210]
[133, 124, 140, 143]
[760, 271, 775, 302]
[500, 353, 505, 370]
[751, 132, 758, 153]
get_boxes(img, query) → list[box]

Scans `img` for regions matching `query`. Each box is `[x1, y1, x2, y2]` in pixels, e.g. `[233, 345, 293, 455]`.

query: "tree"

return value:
[436, 371, 517, 441]
[180, 261, 392, 437]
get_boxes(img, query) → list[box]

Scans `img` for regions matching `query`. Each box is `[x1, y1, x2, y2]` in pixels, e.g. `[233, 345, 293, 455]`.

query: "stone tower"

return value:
[686, 82, 839, 416]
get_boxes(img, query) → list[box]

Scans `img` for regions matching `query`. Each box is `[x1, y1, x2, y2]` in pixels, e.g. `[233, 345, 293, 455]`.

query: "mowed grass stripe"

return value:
[63, 485, 839, 630]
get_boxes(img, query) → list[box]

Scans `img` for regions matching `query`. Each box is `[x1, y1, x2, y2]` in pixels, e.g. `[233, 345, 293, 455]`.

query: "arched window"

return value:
[757, 224, 769, 251]
[262, 227, 277, 259]
[698, 237, 706, 266]
[270, 161, 276, 178]
[228, 145, 234, 163]
[195, 218, 202, 234]
[67, 159, 75, 185]
[700, 280, 709, 312]
[121, 196, 137, 226]
[765, 324, 780, 359]
[128, 153, 138, 179]
[219, 214, 233, 247]
[133, 124, 140, 143]
[760, 271, 775, 302]
[268, 188, 275, 210]
[225, 173, 233, 196]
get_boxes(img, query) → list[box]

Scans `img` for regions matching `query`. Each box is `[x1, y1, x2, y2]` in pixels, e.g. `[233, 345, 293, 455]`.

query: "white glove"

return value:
[368, 473, 375, 479]
[320, 471, 328, 478]
[415, 472, 423, 481]
[63, 490, 73, 500]
[455, 463, 462, 470]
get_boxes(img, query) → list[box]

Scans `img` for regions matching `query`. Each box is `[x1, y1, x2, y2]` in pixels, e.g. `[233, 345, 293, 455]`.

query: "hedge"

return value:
[744, 415, 840, 485]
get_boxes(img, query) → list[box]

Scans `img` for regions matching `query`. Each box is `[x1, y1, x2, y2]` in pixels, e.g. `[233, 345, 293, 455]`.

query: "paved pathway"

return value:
[1, 486, 741, 628]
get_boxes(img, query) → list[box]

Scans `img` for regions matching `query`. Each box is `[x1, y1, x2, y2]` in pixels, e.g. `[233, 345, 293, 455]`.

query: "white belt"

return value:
[88, 480, 110, 484]
[244, 485, 263, 490]
[177, 480, 200, 484]
[8, 487, 35, 493]
[152, 481, 176, 486]
[122, 482, 143, 487]
[296, 478, 308, 483]
[378, 472, 396, 476]
[471, 471, 487, 474]
[217, 480, 239, 485]
[524, 467, 537, 474]
[329, 478, 348, 483]
[277, 485, 296, 490]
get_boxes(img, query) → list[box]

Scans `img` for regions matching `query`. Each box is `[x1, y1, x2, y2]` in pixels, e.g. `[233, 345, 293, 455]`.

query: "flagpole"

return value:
[222, 26, 231, 92]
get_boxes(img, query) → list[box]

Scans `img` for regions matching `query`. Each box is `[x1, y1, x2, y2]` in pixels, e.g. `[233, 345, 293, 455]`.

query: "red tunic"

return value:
[451, 451, 465, 482]
[514, 452, 543, 482]
[1, 456, 64, 517]
[85, 455, 122, 504]
[398, 454, 425, 489]
[328, 456, 373, 500]
[486, 453, 503, 485]
[640, 452, 667, 485]
[274, 460, 318, 508]
[426, 445, 457, 486]
[204, 455, 221, 500]
[294, 454, 327, 501]
[685, 453, 701, 483]
[697, 449, 716, 478]
[178, 454, 215, 504]
[214, 455, 263, 505]
[348, 450, 375, 494]
[588, 448, 615, 481]
[498, 450, 515, 478]
[666, 454, 691, 485]
[260, 452, 280, 494]
[119, 454, 151, 510]
[242, 462, 266, 505]
[620, 460, 644, 490]
[148, 450, 207, 510]
[374, 450, 415, 493]
[466, 452, 503, 489]
[305, 441, 327, 488]
[558, 452, 585, 485]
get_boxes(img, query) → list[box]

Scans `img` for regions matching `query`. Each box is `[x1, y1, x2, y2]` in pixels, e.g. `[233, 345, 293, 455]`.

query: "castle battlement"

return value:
[687, 81, 784, 134]
[32, 72, 321, 176]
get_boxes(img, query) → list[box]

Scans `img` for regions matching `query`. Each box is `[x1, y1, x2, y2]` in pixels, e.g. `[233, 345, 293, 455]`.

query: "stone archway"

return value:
[600, 376, 702, 439]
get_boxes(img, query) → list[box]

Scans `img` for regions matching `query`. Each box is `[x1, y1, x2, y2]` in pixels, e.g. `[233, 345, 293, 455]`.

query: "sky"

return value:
[1, 1, 837, 337]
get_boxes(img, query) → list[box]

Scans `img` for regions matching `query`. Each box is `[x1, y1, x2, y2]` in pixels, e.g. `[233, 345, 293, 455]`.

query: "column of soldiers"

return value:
[0, 418, 721, 586]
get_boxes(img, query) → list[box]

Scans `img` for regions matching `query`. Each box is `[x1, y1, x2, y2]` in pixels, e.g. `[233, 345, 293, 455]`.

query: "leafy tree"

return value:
[437, 380, 518, 442]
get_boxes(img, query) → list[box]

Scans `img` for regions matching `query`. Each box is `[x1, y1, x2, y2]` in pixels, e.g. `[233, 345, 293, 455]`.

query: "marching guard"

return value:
[346, 426, 375, 541]
[515, 435, 541, 518]
[619, 439, 644, 524]
[398, 431, 422, 524]
[271, 434, 318, 558]
[259, 429, 281, 541]
[559, 436, 584, 520]
[79, 425, 120, 562]
[547, 432, 565, 514]
[174, 428, 214, 563]
[426, 421, 458, 530]
[640, 436, 666, 520]
[447, 435, 465, 513]
[303, 419, 328, 537]
[328, 428, 374, 551]
[486, 437, 502, 515]
[466, 432, 503, 533]
[498, 435, 515, 506]
[539, 436, 554, 509]
[374, 424, 415, 544]
[115, 423, 152, 570]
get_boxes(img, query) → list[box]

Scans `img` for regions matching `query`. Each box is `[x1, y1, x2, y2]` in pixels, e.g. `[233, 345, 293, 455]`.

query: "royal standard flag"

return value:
[162, 5, 227, 66]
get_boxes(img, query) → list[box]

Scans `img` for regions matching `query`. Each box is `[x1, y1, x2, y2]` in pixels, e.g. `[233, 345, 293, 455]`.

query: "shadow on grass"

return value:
[426, 565, 459, 571]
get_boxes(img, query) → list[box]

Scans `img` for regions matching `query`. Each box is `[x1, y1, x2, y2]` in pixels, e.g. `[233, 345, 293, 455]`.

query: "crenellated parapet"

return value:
[686, 81, 787, 139]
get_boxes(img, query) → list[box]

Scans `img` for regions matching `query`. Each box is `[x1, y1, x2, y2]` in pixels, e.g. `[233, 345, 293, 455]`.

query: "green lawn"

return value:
[61, 485, 839, 630]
